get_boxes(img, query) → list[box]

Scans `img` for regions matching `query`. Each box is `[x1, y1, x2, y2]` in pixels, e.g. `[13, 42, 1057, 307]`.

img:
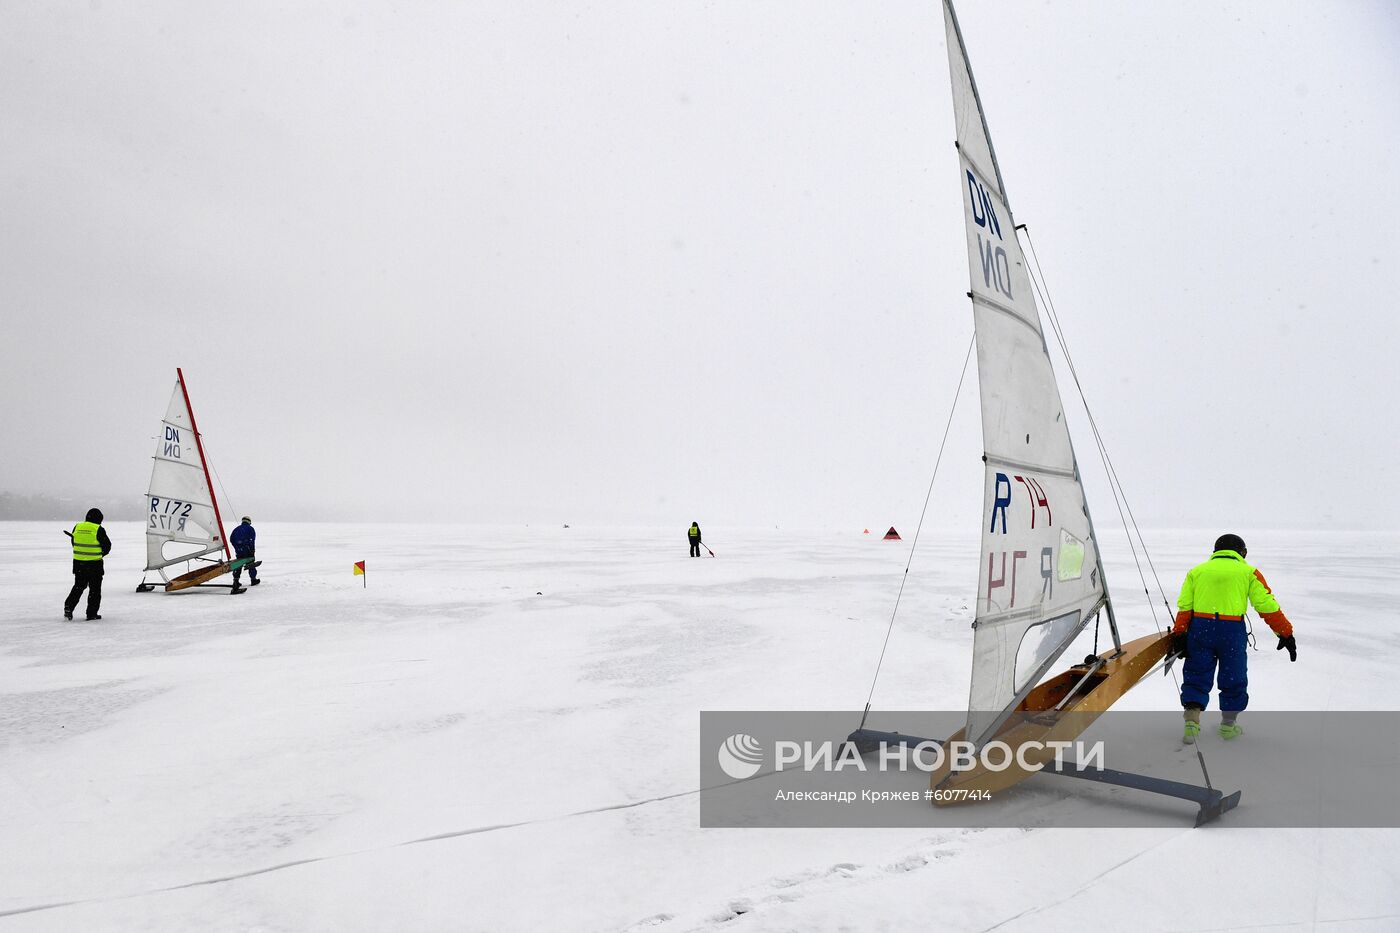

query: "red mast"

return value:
[176, 368, 232, 560]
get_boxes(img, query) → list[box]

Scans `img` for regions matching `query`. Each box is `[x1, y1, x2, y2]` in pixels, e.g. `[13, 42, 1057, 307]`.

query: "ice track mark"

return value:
[630, 832, 979, 931]
[0, 776, 766, 920]
[974, 828, 1189, 932]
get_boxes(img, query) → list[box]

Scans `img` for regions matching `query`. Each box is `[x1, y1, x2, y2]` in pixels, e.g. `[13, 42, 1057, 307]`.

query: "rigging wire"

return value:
[1017, 226, 1171, 630]
[858, 333, 976, 730]
[1017, 224, 1214, 787]
[1019, 225, 1177, 623]
[203, 440, 239, 536]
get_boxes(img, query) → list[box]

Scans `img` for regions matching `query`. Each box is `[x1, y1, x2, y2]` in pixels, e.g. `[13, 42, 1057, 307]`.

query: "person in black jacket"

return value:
[688, 522, 702, 557]
[64, 507, 111, 621]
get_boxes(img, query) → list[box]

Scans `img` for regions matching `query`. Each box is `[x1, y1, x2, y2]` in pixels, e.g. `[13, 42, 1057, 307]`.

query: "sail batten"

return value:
[943, 0, 1107, 747]
[982, 455, 1078, 479]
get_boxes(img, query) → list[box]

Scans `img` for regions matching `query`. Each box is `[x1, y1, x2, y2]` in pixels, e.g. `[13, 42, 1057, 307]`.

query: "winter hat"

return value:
[241, 516, 252, 524]
[85, 507, 103, 524]
[1213, 533, 1246, 557]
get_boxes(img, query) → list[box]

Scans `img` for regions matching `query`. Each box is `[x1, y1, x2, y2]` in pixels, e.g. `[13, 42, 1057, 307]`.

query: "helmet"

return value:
[85, 507, 104, 523]
[1213, 533, 1246, 557]
[241, 516, 252, 524]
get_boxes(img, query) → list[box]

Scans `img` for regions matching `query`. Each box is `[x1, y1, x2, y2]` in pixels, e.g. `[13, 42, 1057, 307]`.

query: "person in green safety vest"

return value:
[64, 507, 111, 621]
[688, 522, 702, 557]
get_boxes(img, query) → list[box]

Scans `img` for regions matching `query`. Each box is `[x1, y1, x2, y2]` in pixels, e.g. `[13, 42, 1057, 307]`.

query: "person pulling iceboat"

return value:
[1168, 534, 1297, 743]
[230, 517, 260, 592]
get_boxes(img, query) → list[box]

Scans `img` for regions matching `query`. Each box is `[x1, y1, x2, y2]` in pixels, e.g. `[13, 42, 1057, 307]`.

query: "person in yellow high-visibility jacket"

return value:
[64, 507, 111, 621]
[1169, 533, 1296, 742]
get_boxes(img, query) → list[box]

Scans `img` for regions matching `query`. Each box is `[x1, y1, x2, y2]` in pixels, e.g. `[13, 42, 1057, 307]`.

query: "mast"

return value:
[177, 367, 231, 561]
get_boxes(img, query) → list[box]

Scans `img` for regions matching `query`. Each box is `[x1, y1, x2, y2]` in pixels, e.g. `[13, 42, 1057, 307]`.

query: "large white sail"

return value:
[943, 0, 1107, 746]
[144, 372, 228, 572]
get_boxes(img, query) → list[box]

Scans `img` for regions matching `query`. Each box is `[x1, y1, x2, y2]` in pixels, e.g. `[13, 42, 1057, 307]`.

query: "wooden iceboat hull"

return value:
[929, 631, 1169, 803]
[164, 557, 257, 592]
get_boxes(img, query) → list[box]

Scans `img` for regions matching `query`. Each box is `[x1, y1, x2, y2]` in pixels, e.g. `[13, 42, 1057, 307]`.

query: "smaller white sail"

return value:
[144, 376, 226, 572]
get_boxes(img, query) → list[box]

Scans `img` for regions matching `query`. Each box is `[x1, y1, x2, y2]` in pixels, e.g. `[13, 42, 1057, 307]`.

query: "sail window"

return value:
[1058, 529, 1085, 581]
[1013, 610, 1081, 692]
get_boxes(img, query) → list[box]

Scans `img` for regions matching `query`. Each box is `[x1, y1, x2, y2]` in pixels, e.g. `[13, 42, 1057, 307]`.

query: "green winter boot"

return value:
[1183, 708, 1201, 744]
[1219, 716, 1243, 740]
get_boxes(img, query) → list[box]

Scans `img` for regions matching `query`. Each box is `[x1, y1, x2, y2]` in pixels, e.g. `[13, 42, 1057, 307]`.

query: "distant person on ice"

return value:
[63, 507, 110, 621]
[230, 516, 259, 589]
[688, 522, 702, 557]
[1168, 533, 1296, 743]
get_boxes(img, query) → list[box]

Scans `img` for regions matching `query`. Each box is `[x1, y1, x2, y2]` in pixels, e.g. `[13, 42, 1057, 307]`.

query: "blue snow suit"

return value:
[230, 522, 258, 584]
[1174, 549, 1293, 713]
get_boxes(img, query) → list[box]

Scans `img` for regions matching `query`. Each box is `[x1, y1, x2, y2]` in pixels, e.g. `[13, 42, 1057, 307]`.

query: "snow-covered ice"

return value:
[2, 522, 1398, 931]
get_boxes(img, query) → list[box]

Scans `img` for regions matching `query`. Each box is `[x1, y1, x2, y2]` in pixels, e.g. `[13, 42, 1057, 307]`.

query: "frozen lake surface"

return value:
[2, 522, 1397, 931]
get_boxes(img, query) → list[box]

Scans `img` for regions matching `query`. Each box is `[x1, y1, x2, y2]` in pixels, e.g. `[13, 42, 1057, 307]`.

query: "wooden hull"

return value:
[163, 557, 256, 592]
[165, 561, 233, 591]
[929, 631, 1169, 803]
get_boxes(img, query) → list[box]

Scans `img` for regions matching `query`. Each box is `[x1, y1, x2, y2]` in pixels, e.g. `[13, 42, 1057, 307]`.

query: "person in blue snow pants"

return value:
[230, 516, 259, 587]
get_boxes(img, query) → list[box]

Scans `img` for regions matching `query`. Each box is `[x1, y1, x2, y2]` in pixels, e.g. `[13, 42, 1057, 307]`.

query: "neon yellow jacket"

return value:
[1173, 549, 1292, 637]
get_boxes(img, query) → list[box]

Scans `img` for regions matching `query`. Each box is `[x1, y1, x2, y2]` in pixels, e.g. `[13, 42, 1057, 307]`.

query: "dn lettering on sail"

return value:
[967, 169, 1012, 301]
[163, 425, 182, 459]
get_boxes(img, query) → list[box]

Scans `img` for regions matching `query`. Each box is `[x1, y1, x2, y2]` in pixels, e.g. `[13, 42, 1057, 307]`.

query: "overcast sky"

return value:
[2, 1, 1396, 531]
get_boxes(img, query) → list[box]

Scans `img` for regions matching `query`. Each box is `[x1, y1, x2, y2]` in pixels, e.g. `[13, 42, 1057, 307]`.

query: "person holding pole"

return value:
[64, 507, 111, 620]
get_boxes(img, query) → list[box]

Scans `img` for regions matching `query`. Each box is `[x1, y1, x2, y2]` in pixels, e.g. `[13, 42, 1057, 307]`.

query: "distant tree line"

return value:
[0, 492, 147, 521]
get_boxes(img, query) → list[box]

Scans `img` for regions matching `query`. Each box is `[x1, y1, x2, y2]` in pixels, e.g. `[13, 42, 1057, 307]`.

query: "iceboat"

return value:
[848, 1, 1237, 825]
[137, 368, 255, 594]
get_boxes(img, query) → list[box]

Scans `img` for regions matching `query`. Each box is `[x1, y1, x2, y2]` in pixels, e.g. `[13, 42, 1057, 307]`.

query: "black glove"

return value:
[1276, 635, 1297, 662]
[1168, 631, 1189, 660]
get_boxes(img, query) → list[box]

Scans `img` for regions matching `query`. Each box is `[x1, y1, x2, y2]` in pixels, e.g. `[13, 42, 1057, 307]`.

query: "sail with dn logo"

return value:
[943, 0, 1111, 748]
